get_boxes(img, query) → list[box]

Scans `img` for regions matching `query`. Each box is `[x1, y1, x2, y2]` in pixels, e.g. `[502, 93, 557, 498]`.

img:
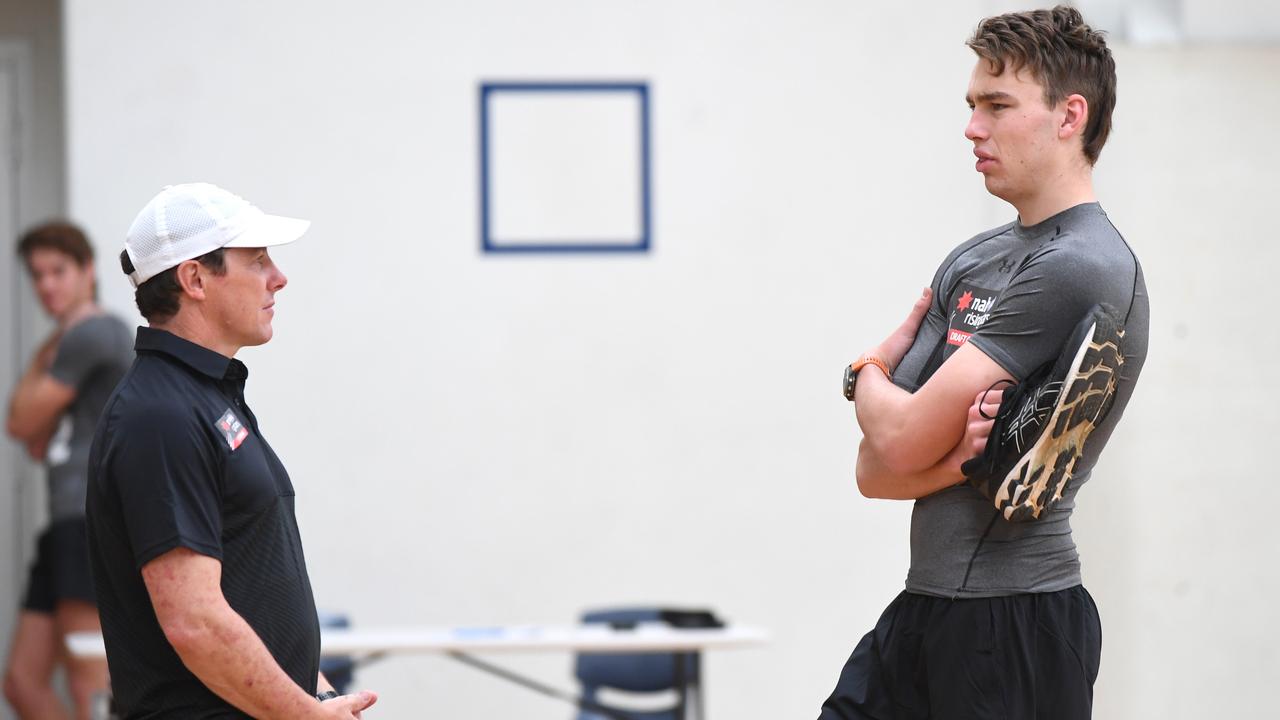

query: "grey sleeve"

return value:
[967, 242, 1125, 380]
[889, 251, 965, 392]
[48, 318, 117, 389]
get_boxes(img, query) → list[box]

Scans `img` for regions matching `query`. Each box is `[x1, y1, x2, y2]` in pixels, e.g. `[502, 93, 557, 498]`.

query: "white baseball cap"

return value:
[123, 183, 310, 288]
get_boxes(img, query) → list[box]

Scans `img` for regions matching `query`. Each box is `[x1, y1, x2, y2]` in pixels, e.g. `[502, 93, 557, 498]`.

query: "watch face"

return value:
[843, 364, 857, 402]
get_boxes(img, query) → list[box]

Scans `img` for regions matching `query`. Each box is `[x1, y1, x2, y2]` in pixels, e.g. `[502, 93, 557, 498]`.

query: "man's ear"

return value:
[1059, 93, 1089, 141]
[173, 259, 208, 301]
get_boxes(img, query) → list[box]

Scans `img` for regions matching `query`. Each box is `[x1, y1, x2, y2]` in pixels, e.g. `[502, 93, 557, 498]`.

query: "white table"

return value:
[67, 623, 769, 719]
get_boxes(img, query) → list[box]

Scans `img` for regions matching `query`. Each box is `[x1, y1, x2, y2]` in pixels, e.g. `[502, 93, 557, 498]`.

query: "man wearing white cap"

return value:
[85, 184, 377, 718]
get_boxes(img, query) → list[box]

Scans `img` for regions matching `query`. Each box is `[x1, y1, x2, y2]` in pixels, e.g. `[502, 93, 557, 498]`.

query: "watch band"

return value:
[844, 355, 893, 402]
[851, 355, 892, 380]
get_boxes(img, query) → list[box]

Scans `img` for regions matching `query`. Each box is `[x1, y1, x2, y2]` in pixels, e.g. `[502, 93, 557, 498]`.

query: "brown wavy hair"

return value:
[967, 5, 1116, 165]
[17, 221, 95, 266]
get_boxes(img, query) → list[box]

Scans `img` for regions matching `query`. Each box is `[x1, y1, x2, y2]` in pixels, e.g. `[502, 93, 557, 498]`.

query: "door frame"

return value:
[0, 36, 39, 668]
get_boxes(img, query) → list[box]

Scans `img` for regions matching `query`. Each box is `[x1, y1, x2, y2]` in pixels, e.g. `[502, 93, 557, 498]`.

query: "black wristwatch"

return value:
[316, 690, 340, 702]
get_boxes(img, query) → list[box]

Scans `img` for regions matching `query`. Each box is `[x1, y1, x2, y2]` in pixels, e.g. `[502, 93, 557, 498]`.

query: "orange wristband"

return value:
[851, 355, 892, 381]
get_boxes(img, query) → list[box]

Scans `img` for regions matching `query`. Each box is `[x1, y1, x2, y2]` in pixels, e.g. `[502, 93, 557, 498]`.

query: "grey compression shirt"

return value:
[46, 313, 134, 520]
[891, 203, 1149, 598]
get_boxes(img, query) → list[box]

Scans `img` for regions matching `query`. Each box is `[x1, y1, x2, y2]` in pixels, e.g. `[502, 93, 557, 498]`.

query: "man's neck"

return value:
[151, 313, 239, 359]
[1012, 166, 1097, 227]
[58, 299, 99, 329]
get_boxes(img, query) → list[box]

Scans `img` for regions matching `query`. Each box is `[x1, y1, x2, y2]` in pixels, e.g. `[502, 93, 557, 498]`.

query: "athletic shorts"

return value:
[818, 586, 1102, 720]
[21, 517, 97, 613]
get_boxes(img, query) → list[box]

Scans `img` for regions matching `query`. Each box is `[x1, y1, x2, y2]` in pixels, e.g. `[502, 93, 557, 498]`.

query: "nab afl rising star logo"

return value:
[946, 284, 999, 355]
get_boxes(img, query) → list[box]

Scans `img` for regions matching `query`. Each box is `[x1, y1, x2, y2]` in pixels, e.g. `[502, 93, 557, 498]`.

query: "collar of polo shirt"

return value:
[135, 327, 247, 381]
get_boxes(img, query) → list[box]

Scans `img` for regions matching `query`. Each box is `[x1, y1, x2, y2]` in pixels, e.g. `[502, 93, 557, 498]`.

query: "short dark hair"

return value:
[121, 248, 226, 323]
[17, 221, 95, 267]
[967, 5, 1116, 165]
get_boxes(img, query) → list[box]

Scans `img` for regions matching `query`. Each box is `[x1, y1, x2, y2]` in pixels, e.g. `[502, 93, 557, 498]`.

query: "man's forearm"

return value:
[24, 425, 56, 461]
[7, 346, 65, 440]
[6, 364, 45, 435]
[852, 364, 916, 463]
[7, 343, 77, 441]
[165, 602, 326, 719]
[856, 438, 964, 500]
[854, 342, 1009, 475]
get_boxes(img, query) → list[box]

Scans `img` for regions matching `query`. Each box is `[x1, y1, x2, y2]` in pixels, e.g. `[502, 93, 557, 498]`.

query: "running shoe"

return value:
[961, 304, 1125, 522]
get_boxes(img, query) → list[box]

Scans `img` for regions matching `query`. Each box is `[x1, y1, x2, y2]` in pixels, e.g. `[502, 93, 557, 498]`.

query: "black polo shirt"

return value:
[85, 327, 320, 719]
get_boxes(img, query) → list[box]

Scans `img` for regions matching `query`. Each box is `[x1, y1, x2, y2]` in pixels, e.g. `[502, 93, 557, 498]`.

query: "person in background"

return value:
[5, 221, 133, 719]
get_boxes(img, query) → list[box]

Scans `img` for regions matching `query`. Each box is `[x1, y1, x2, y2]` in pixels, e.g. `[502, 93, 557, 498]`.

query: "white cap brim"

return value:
[224, 213, 310, 249]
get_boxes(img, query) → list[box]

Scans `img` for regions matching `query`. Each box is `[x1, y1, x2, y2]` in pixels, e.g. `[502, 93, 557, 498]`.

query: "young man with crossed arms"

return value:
[5, 223, 131, 719]
[821, 7, 1148, 718]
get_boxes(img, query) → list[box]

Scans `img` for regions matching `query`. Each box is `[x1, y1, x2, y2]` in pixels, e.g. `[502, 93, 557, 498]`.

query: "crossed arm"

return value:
[5, 332, 75, 460]
[852, 289, 1011, 499]
[141, 548, 376, 719]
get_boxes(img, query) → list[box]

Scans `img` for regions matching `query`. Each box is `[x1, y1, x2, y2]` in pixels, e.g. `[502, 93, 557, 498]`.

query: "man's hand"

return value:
[867, 287, 933, 370]
[941, 388, 1004, 473]
[319, 691, 377, 719]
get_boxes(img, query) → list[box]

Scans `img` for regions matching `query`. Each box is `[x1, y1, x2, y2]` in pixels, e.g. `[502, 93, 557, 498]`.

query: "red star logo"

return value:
[957, 290, 974, 311]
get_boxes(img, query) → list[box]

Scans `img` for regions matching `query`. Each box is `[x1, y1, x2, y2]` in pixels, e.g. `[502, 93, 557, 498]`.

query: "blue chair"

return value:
[574, 608, 720, 720]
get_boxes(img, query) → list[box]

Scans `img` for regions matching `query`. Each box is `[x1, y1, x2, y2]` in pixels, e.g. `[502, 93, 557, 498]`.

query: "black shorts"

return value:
[21, 517, 97, 613]
[818, 586, 1101, 720]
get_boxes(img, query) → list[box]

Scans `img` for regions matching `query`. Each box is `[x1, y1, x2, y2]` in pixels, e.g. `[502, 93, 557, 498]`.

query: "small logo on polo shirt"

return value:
[947, 284, 999, 349]
[216, 409, 249, 451]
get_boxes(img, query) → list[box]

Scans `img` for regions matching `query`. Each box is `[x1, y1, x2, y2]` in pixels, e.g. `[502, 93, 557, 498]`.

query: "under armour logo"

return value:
[998, 258, 1015, 273]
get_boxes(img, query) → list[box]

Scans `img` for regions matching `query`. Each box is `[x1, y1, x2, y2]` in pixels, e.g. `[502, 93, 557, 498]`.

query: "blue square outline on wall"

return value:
[479, 82, 652, 254]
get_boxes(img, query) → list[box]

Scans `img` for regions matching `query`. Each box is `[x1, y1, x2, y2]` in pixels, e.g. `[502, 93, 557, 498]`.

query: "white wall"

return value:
[1083, 44, 1280, 720]
[60, 1, 1280, 718]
